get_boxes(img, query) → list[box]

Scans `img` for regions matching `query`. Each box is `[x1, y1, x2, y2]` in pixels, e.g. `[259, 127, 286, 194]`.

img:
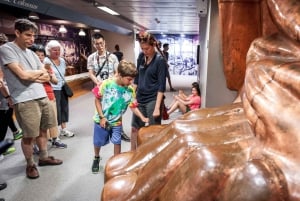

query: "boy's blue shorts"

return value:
[93, 123, 122, 147]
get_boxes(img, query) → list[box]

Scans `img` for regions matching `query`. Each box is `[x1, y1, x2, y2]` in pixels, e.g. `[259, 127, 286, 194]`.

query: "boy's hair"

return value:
[118, 61, 137, 77]
[29, 44, 46, 55]
[14, 18, 38, 33]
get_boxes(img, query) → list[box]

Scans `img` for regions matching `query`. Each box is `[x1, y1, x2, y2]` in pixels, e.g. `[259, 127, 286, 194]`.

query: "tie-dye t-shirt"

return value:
[92, 78, 137, 126]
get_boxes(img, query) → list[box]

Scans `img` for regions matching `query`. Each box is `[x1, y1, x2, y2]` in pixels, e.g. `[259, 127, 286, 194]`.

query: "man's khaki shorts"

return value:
[15, 97, 57, 138]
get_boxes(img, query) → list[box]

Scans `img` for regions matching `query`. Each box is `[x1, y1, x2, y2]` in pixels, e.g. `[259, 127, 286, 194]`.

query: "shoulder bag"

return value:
[49, 58, 73, 97]
[96, 52, 111, 78]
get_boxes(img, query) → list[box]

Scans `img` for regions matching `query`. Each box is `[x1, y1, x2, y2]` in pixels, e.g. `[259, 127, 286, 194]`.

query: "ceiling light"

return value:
[28, 12, 39, 19]
[94, 29, 101, 33]
[79, 29, 86, 36]
[97, 6, 119, 15]
[59, 25, 67, 33]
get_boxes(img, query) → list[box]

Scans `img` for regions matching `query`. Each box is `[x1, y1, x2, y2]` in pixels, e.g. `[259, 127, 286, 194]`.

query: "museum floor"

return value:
[0, 75, 196, 201]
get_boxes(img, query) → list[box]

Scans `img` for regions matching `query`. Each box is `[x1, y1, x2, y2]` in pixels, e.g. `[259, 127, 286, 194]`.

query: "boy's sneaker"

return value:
[3, 147, 16, 155]
[92, 157, 102, 173]
[52, 140, 67, 149]
[60, 129, 75, 137]
[13, 129, 23, 140]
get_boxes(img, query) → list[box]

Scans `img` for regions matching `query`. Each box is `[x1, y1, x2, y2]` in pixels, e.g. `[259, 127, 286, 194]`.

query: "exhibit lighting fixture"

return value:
[59, 25, 67, 33]
[28, 12, 39, 19]
[97, 6, 119, 15]
[79, 29, 86, 36]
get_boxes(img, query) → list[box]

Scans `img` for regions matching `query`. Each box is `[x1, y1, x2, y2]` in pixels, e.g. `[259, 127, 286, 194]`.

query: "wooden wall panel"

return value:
[218, 0, 262, 90]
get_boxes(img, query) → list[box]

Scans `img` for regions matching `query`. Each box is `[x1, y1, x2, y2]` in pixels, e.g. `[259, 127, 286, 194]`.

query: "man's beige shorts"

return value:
[15, 97, 57, 138]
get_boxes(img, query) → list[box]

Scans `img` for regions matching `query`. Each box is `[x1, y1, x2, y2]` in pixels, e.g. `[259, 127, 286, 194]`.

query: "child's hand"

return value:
[100, 118, 107, 128]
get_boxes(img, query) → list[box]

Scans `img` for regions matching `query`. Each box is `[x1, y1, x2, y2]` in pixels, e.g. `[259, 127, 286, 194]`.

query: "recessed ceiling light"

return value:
[28, 12, 39, 19]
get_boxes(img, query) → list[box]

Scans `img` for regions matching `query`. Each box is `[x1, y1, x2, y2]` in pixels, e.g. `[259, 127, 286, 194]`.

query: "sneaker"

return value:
[3, 147, 16, 155]
[52, 140, 67, 149]
[0, 182, 7, 191]
[60, 129, 75, 137]
[121, 132, 130, 142]
[26, 164, 39, 179]
[92, 157, 102, 173]
[13, 129, 23, 140]
[33, 144, 39, 155]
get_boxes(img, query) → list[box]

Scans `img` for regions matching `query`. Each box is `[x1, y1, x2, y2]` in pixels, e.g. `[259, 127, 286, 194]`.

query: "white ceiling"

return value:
[42, 0, 207, 35]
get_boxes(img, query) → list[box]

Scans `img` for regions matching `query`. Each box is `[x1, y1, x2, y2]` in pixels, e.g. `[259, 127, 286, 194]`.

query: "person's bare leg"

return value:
[114, 144, 121, 155]
[36, 129, 49, 159]
[167, 101, 180, 115]
[21, 137, 35, 165]
[94, 146, 101, 157]
[168, 76, 173, 90]
[61, 122, 66, 130]
[178, 102, 187, 114]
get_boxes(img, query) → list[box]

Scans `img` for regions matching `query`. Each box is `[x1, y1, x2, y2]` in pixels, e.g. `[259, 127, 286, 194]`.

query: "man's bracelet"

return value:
[5, 95, 10, 99]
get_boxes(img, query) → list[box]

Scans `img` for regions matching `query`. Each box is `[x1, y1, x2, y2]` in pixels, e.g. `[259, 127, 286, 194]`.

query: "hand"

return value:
[153, 108, 160, 118]
[7, 97, 13, 108]
[142, 117, 149, 124]
[44, 63, 51, 70]
[100, 118, 107, 128]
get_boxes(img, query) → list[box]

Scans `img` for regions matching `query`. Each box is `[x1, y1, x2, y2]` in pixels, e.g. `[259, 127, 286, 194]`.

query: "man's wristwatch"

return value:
[5, 95, 10, 99]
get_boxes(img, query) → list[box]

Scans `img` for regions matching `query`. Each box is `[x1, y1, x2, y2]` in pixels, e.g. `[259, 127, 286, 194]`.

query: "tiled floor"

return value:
[0, 75, 196, 201]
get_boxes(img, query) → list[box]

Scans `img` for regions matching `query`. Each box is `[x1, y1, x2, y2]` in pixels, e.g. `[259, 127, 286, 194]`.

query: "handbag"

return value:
[48, 58, 74, 97]
[62, 82, 73, 97]
[161, 97, 169, 120]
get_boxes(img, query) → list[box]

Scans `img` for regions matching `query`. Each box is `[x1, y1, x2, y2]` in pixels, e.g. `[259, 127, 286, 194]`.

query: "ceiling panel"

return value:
[43, 0, 206, 35]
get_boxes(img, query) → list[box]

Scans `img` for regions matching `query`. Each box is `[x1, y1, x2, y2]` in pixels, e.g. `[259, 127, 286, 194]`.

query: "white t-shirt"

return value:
[87, 51, 119, 81]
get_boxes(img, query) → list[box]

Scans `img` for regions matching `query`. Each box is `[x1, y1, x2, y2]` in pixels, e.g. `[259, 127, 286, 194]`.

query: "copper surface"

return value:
[102, 0, 300, 200]
[219, 0, 262, 90]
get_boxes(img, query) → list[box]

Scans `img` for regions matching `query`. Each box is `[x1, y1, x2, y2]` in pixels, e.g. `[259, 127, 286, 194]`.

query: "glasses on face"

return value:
[94, 42, 105, 47]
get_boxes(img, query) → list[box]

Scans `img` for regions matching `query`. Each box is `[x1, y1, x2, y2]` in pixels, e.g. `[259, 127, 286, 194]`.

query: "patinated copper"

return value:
[102, 0, 300, 200]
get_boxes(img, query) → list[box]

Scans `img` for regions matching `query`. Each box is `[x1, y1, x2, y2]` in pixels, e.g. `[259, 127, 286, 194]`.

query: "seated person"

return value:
[167, 82, 201, 115]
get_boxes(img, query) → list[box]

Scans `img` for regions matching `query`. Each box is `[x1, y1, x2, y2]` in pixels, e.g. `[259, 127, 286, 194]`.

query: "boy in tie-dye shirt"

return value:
[91, 61, 149, 173]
